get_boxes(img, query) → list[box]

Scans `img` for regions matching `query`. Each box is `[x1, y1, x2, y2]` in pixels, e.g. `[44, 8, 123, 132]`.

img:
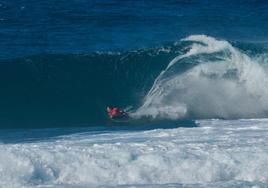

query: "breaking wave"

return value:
[0, 35, 268, 127]
[134, 35, 268, 120]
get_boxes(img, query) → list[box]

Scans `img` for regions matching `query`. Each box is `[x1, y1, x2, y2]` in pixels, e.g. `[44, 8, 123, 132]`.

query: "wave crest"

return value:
[134, 35, 268, 119]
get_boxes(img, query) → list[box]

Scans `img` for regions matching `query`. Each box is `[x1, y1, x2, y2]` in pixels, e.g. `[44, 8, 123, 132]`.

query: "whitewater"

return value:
[1, 35, 268, 188]
[2, 119, 268, 188]
[134, 35, 268, 120]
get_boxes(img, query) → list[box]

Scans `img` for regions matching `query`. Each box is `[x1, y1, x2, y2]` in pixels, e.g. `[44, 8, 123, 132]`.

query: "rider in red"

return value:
[107, 106, 126, 119]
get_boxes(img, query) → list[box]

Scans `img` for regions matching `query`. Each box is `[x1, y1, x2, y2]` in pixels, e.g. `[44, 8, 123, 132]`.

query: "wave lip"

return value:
[134, 35, 268, 120]
[0, 35, 268, 127]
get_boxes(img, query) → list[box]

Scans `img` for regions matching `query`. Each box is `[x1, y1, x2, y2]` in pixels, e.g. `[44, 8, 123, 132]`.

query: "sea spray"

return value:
[0, 36, 268, 127]
[134, 35, 268, 119]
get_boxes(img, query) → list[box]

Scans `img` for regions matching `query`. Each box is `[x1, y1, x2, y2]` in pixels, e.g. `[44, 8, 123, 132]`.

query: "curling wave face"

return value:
[134, 35, 268, 120]
[0, 35, 268, 127]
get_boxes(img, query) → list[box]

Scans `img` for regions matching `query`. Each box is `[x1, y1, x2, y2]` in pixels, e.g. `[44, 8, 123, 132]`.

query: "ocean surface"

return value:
[1, 0, 268, 187]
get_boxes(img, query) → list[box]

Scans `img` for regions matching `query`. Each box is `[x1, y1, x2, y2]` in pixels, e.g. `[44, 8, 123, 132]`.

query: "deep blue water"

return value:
[1, 0, 268, 59]
[0, 0, 268, 128]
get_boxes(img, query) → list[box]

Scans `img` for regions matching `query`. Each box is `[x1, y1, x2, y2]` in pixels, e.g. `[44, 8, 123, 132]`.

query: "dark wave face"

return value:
[0, 36, 268, 128]
[1, 0, 268, 128]
[0, 45, 182, 127]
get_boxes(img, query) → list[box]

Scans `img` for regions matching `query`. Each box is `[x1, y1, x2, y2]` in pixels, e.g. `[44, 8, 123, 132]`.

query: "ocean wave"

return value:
[0, 35, 268, 127]
[0, 42, 181, 127]
[134, 35, 268, 120]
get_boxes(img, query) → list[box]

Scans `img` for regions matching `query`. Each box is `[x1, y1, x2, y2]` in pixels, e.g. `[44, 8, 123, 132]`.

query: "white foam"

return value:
[1, 119, 268, 187]
[134, 35, 268, 119]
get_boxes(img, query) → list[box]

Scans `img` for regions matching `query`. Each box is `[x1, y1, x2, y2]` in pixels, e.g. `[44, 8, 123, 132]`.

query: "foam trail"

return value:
[134, 35, 268, 119]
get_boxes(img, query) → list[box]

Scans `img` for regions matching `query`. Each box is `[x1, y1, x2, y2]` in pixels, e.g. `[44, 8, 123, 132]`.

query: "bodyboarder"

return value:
[107, 106, 128, 119]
